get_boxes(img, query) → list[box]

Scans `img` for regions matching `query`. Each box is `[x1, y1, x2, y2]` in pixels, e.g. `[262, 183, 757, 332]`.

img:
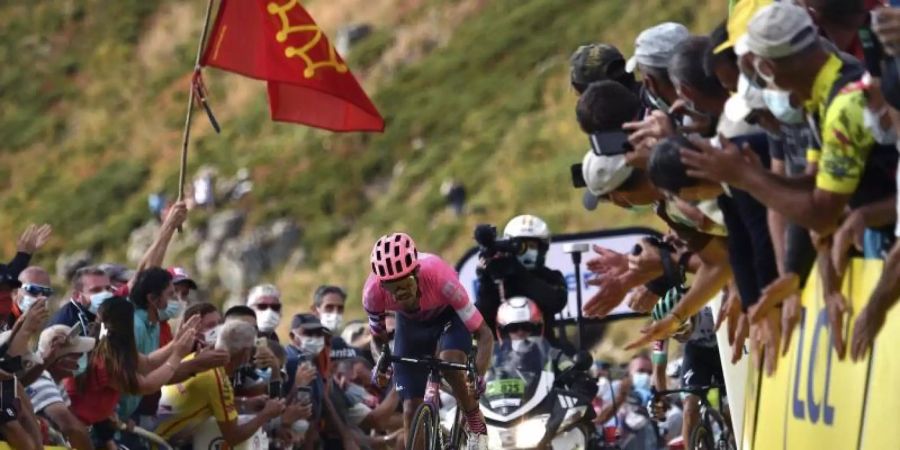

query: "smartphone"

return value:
[570, 163, 586, 188]
[589, 130, 633, 156]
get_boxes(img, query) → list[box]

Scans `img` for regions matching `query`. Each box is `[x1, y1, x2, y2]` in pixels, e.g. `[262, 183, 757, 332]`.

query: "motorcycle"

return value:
[440, 341, 600, 449]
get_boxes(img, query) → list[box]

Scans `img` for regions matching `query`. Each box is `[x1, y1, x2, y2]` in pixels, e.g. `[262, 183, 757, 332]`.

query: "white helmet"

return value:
[503, 215, 551, 242]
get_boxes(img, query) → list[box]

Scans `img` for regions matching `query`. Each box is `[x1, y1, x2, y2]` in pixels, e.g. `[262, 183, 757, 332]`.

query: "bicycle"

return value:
[375, 344, 479, 450]
[649, 384, 734, 450]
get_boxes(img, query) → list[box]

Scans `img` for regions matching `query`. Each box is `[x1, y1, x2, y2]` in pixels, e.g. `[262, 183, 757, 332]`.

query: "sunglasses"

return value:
[503, 323, 538, 334]
[22, 283, 54, 297]
[380, 275, 416, 293]
[254, 303, 282, 313]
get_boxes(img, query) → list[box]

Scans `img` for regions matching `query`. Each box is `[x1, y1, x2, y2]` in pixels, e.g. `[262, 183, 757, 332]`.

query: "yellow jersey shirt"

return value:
[154, 352, 238, 440]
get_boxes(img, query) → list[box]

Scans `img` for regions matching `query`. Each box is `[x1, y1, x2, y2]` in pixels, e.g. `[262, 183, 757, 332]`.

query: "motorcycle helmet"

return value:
[502, 215, 551, 269]
[496, 296, 544, 341]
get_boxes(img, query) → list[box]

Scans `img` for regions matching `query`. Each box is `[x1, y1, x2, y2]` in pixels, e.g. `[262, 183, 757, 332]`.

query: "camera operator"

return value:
[474, 215, 567, 343]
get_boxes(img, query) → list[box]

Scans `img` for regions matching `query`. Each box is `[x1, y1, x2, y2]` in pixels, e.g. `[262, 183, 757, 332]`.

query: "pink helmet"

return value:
[370, 233, 419, 281]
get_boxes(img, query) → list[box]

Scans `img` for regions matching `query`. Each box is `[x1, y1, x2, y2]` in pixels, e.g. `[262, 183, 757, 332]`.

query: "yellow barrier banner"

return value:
[742, 259, 900, 450]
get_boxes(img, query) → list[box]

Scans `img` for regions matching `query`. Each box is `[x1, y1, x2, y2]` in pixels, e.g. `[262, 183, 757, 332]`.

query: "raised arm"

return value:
[129, 201, 188, 290]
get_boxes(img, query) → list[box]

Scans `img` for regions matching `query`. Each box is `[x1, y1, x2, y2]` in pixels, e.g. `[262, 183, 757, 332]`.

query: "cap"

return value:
[341, 321, 372, 348]
[330, 337, 362, 361]
[724, 75, 767, 122]
[625, 22, 690, 73]
[98, 263, 135, 284]
[714, 0, 774, 54]
[582, 150, 634, 197]
[570, 43, 627, 87]
[744, 2, 817, 59]
[290, 313, 331, 334]
[168, 266, 198, 290]
[38, 324, 96, 357]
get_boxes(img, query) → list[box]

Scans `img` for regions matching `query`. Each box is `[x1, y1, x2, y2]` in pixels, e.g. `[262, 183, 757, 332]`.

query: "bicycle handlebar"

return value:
[651, 384, 726, 398]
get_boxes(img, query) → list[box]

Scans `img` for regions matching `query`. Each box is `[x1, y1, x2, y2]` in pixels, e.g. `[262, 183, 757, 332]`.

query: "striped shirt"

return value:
[363, 253, 484, 337]
[25, 371, 68, 413]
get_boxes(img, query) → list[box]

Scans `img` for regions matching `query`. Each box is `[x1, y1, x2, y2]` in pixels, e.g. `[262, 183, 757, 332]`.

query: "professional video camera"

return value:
[473, 224, 523, 258]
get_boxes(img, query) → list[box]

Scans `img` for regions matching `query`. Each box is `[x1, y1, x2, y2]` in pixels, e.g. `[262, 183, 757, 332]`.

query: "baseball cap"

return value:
[724, 74, 767, 122]
[625, 22, 690, 73]
[98, 263, 135, 284]
[168, 266, 198, 290]
[38, 324, 96, 357]
[713, 0, 773, 54]
[330, 337, 362, 361]
[290, 313, 331, 334]
[743, 3, 817, 59]
[582, 150, 634, 197]
[0, 266, 21, 288]
[570, 43, 628, 88]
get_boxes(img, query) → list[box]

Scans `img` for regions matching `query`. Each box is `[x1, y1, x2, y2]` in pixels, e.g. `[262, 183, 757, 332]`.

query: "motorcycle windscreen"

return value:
[482, 340, 551, 416]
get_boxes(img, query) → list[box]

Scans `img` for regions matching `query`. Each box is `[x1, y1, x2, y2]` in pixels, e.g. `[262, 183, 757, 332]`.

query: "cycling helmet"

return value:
[370, 233, 419, 281]
[496, 296, 543, 338]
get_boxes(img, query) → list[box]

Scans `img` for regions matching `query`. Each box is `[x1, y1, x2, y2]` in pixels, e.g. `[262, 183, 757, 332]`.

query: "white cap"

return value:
[582, 150, 634, 197]
[38, 325, 96, 357]
[744, 3, 818, 59]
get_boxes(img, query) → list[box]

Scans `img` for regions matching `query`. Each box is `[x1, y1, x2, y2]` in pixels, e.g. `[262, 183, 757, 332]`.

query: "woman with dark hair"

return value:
[63, 296, 198, 448]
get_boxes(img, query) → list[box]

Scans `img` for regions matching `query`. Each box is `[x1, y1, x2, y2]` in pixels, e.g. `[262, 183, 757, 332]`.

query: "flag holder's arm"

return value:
[177, 0, 218, 205]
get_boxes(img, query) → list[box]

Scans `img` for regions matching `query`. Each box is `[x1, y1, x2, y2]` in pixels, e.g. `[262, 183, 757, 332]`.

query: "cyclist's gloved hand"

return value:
[371, 365, 393, 389]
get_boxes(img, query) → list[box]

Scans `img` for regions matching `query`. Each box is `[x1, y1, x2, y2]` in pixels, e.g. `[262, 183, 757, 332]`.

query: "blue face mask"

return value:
[74, 354, 88, 377]
[158, 300, 185, 321]
[87, 291, 114, 315]
[762, 89, 804, 124]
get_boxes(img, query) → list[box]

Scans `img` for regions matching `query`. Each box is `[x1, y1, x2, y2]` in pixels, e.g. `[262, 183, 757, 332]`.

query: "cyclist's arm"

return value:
[651, 340, 668, 392]
[668, 236, 731, 320]
[472, 320, 494, 376]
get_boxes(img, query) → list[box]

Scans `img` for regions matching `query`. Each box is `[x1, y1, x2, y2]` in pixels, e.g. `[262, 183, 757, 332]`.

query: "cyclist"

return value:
[365, 232, 494, 450]
[648, 287, 722, 447]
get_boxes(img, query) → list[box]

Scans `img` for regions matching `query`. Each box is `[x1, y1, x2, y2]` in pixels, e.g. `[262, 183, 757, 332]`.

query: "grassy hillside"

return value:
[0, 0, 727, 328]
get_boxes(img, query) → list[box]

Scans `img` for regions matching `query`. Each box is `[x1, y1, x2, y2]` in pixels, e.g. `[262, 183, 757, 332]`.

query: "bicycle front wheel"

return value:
[690, 424, 715, 450]
[407, 402, 440, 450]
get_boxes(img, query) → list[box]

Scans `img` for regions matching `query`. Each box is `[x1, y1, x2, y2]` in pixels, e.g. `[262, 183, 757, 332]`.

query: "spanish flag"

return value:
[201, 0, 385, 132]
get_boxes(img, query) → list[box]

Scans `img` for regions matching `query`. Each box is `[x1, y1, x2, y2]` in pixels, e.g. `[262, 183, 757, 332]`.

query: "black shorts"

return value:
[681, 342, 723, 390]
[0, 378, 19, 425]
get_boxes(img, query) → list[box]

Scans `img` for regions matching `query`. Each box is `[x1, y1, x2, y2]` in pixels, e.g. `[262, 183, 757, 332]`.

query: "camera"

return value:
[474, 224, 523, 258]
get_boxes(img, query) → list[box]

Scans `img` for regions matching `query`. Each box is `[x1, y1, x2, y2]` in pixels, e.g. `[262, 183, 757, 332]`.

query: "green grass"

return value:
[0, 0, 725, 316]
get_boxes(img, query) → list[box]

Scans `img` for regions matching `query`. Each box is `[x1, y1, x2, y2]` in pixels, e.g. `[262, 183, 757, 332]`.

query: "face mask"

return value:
[762, 89, 804, 124]
[256, 309, 281, 333]
[344, 382, 368, 404]
[864, 107, 897, 145]
[88, 291, 114, 315]
[158, 299, 186, 321]
[754, 58, 779, 90]
[320, 312, 343, 332]
[631, 371, 652, 391]
[204, 327, 219, 346]
[74, 354, 88, 377]
[17, 295, 38, 314]
[299, 336, 325, 356]
[291, 420, 310, 436]
[99, 323, 109, 339]
[517, 249, 540, 270]
[511, 338, 529, 352]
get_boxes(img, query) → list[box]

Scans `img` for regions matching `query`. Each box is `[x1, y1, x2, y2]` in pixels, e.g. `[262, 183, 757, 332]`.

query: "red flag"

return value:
[201, 0, 384, 132]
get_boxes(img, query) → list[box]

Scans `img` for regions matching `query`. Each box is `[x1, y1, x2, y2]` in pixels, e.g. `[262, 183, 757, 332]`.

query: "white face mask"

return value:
[256, 309, 281, 333]
[99, 323, 109, 339]
[864, 107, 897, 145]
[299, 336, 325, 356]
[511, 338, 529, 352]
[517, 249, 540, 270]
[17, 295, 38, 314]
[88, 291, 114, 315]
[320, 312, 343, 332]
[204, 326, 220, 346]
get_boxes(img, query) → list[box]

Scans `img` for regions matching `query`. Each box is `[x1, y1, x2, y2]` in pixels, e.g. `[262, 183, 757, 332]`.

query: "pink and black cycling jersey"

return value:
[363, 253, 484, 337]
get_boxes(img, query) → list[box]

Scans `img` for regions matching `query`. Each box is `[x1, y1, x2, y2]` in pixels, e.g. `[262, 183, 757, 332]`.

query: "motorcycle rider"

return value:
[476, 215, 568, 346]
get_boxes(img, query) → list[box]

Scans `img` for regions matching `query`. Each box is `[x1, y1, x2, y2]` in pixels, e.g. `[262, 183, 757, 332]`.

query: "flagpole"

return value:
[177, 0, 217, 203]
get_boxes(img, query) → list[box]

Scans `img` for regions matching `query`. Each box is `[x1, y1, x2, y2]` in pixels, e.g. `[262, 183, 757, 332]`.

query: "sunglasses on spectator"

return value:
[254, 303, 282, 312]
[299, 328, 327, 337]
[22, 283, 54, 297]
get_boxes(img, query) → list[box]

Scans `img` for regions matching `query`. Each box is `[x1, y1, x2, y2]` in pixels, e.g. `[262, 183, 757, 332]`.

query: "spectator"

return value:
[64, 297, 195, 448]
[184, 302, 222, 348]
[26, 324, 96, 450]
[570, 43, 637, 95]
[440, 179, 467, 217]
[0, 225, 51, 332]
[224, 305, 257, 325]
[802, 0, 871, 60]
[284, 314, 331, 447]
[155, 321, 285, 447]
[97, 263, 134, 292]
[49, 266, 112, 335]
[312, 285, 347, 335]
[247, 284, 283, 342]
[168, 266, 199, 305]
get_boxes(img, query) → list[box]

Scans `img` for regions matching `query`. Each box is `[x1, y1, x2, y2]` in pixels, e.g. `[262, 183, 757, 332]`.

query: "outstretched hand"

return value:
[17, 224, 52, 254]
[586, 245, 628, 276]
[624, 316, 680, 351]
[583, 276, 627, 318]
[679, 135, 760, 188]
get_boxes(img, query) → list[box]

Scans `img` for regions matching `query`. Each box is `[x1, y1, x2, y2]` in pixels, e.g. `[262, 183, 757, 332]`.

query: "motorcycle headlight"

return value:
[515, 414, 550, 448]
[559, 405, 587, 431]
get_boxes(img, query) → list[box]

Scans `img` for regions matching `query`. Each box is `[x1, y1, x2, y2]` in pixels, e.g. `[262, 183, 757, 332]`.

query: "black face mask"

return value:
[881, 58, 900, 110]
